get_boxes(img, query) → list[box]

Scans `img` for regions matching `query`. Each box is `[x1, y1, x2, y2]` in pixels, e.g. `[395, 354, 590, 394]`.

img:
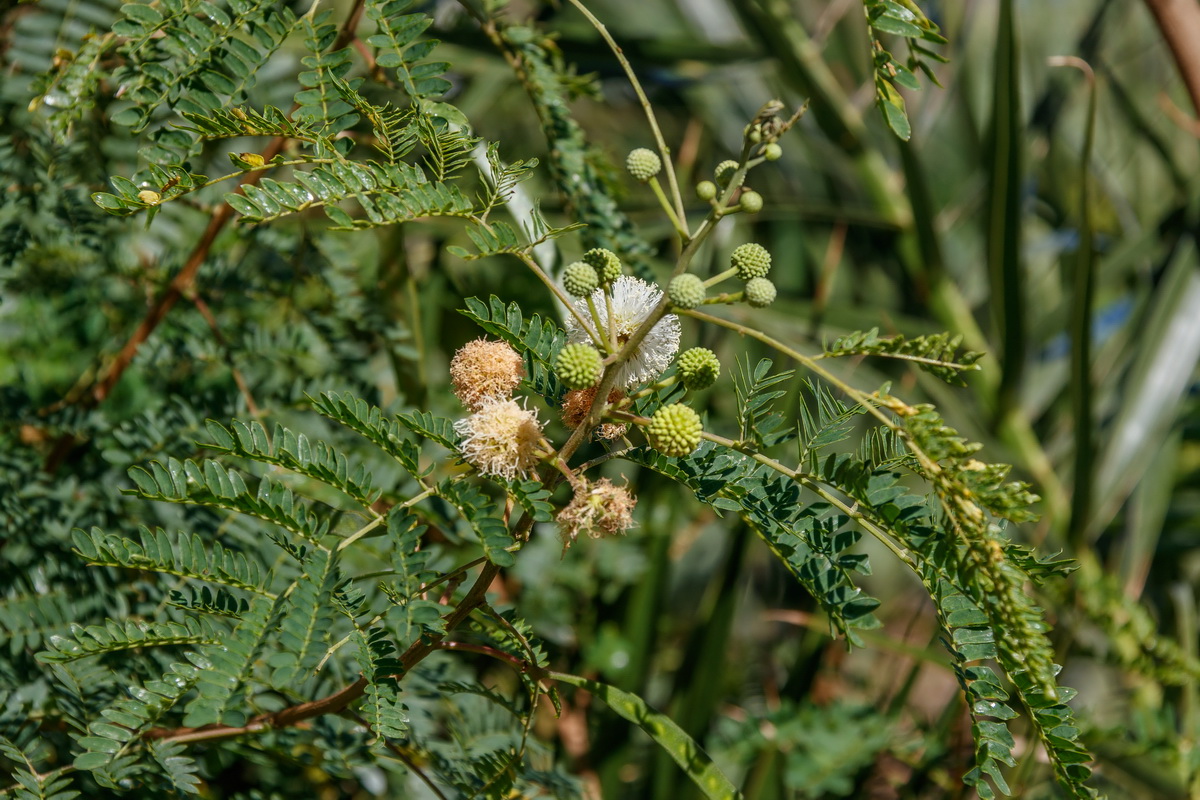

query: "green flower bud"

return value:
[563, 261, 600, 297]
[625, 148, 662, 182]
[667, 274, 706, 309]
[744, 277, 777, 308]
[583, 248, 622, 285]
[714, 159, 741, 188]
[731, 243, 771, 280]
[739, 190, 763, 214]
[744, 124, 762, 144]
[646, 403, 703, 457]
[763, 143, 783, 161]
[677, 347, 720, 391]
[695, 180, 718, 201]
[556, 343, 604, 390]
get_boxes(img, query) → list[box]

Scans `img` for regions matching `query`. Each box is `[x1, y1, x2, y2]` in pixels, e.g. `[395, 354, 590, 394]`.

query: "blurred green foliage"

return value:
[2, 0, 1199, 798]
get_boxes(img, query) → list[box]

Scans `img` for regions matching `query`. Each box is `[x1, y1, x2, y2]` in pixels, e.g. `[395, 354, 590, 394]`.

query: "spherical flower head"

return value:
[454, 399, 544, 480]
[563, 261, 600, 297]
[625, 148, 662, 182]
[450, 338, 525, 411]
[763, 143, 783, 161]
[561, 387, 628, 440]
[714, 160, 741, 188]
[564, 276, 681, 388]
[677, 347, 721, 391]
[556, 343, 603, 390]
[667, 274, 706, 309]
[646, 403, 703, 457]
[731, 243, 772, 280]
[695, 180, 717, 201]
[745, 277, 777, 308]
[739, 190, 763, 214]
[558, 478, 638, 546]
[583, 248, 622, 286]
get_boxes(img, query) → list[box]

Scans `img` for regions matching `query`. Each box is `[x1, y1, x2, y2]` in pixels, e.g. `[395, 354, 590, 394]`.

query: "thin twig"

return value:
[187, 292, 263, 417]
[565, 0, 688, 230]
[344, 710, 449, 800]
[146, 560, 502, 744]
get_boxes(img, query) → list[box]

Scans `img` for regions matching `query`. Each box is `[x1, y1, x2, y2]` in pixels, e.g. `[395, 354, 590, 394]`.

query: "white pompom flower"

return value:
[454, 399, 544, 480]
[564, 275, 681, 389]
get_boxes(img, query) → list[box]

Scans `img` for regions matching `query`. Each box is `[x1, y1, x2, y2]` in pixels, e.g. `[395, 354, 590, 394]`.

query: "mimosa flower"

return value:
[454, 399, 543, 480]
[449, 338, 524, 411]
[564, 276, 680, 389]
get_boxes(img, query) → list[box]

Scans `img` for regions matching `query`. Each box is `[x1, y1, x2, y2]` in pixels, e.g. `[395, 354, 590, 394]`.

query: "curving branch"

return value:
[144, 560, 502, 745]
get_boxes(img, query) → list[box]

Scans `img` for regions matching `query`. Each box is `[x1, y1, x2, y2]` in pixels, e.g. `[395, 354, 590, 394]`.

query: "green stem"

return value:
[513, 251, 602, 348]
[586, 295, 612, 354]
[703, 267, 738, 288]
[566, 0, 688, 229]
[649, 176, 689, 238]
[337, 513, 386, 551]
[604, 287, 618, 353]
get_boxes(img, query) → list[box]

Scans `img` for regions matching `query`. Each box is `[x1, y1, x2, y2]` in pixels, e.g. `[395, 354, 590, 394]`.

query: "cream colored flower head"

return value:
[564, 276, 681, 389]
[454, 399, 544, 480]
[557, 477, 637, 545]
[450, 338, 524, 411]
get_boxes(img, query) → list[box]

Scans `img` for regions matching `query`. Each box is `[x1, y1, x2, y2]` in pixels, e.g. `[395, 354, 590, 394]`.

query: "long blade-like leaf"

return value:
[547, 671, 743, 800]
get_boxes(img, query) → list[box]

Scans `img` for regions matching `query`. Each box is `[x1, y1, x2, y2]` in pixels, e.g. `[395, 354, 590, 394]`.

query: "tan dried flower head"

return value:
[450, 338, 524, 411]
[561, 387, 628, 439]
[596, 422, 629, 441]
[558, 478, 637, 545]
[454, 399, 544, 480]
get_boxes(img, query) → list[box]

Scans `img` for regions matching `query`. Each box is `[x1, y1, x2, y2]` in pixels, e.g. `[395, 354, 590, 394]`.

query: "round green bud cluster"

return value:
[646, 403, 703, 457]
[744, 124, 762, 144]
[626, 148, 662, 182]
[740, 190, 763, 214]
[677, 347, 720, 391]
[583, 248, 622, 285]
[667, 274, 706, 309]
[745, 277, 777, 308]
[763, 143, 783, 161]
[714, 160, 740, 188]
[563, 261, 599, 297]
[731, 243, 772, 280]
[556, 343, 603, 390]
[695, 180, 717, 201]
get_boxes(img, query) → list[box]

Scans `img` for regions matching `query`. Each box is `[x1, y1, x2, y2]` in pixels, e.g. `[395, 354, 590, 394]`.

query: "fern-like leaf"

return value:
[37, 618, 221, 663]
[125, 459, 328, 549]
[73, 654, 205, 775]
[309, 391, 426, 479]
[437, 479, 516, 568]
[203, 418, 380, 509]
[181, 595, 287, 728]
[734, 358, 797, 449]
[72, 525, 271, 596]
[823, 327, 983, 385]
[269, 549, 340, 689]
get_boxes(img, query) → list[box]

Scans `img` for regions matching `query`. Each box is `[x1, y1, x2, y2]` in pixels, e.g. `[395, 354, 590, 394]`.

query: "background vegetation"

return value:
[2, 0, 1199, 797]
